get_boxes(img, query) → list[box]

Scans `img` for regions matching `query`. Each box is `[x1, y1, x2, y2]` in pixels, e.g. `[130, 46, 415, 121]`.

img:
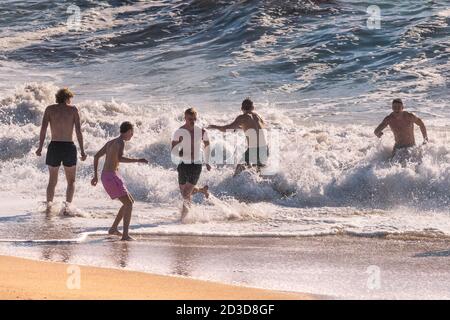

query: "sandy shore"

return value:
[0, 255, 314, 300]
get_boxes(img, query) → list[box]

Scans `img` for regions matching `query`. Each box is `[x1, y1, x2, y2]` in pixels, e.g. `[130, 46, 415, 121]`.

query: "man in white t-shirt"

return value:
[171, 108, 211, 220]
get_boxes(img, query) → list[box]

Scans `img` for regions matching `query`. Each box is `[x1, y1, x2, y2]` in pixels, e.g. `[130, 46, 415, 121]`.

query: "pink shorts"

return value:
[101, 171, 129, 200]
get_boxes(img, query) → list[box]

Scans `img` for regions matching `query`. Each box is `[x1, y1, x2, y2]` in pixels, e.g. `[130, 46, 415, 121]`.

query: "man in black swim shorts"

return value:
[171, 108, 211, 220]
[36, 88, 87, 210]
[208, 98, 269, 176]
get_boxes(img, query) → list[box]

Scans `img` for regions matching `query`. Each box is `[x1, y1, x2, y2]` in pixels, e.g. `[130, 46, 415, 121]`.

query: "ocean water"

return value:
[0, 0, 449, 298]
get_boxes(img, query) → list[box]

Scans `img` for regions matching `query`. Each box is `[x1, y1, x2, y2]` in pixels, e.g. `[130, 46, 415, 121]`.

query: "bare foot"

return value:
[45, 201, 53, 214]
[181, 201, 190, 220]
[121, 235, 135, 241]
[108, 228, 123, 237]
[61, 202, 71, 216]
[200, 185, 210, 199]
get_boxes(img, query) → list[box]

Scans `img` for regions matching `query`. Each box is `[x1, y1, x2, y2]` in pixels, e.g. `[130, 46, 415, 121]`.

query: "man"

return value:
[171, 108, 211, 220]
[36, 88, 87, 211]
[374, 98, 428, 158]
[91, 122, 148, 241]
[208, 98, 268, 176]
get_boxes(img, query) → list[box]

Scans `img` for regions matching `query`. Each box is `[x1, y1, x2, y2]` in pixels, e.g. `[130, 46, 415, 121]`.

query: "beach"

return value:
[1, 213, 450, 300]
[0, 255, 312, 300]
[1, 1, 449, 300]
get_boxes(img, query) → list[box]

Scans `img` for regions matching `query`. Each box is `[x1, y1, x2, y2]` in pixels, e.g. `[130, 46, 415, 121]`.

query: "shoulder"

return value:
[45, 104, 57, 112]
[254, 112, 265, 121]
[70, 105, 79, 114]
[114, 138, 125, 150]
[384, 114, 393, 122]
[405, 111, 416, 119]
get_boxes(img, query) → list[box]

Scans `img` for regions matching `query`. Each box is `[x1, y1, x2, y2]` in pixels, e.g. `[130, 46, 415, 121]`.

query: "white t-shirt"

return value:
[171, 125, 210, 164]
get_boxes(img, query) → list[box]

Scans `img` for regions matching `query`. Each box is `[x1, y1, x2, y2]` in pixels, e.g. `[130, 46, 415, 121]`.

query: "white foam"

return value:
[1, 83, 450, 239]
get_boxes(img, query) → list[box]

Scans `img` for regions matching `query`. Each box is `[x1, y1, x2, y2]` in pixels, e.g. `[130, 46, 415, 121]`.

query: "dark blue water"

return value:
[0, 0, 449, 118]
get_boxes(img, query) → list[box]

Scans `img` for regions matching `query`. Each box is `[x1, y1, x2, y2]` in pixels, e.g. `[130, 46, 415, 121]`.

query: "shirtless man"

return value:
[91, 121, 148, 241]
[171, 108, 211, 220]
[208, 98, 268, 176]
[374, 98, 428, 156]
[36, 88, 87, 210]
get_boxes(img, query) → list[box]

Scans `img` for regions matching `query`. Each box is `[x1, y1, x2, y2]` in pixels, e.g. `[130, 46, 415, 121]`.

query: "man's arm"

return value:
[171, 137, 181, 150]
[36, 108, 50, 156]
[74, 108, 87, 161]
[118, 140, 148, 163]
[413, 114, 428, 143]
[203, 139, 211, 171]
[208, 116, 243, 132]
[91, 144, 107, 186]
[374, 116, 390, 138]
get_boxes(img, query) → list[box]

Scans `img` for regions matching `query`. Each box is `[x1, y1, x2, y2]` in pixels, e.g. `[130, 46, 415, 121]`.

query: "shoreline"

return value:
[0, 255, 316, 300]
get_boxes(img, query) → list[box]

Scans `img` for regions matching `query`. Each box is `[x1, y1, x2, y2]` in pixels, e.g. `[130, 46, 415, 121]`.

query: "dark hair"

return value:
[392, 98, 403, 105]
[120, 121, 134, 134]
[184, 107, 198, 118]
[55, 88, 74, 104]
[241, 98, 254, 111]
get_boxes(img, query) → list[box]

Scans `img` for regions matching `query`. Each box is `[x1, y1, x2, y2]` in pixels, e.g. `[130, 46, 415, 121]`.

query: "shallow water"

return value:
[0, 0, 449, 298]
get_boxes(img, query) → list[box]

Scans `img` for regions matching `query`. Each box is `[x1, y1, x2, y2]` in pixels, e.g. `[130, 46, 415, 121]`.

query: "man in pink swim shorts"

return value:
[91, 122, 148, 241]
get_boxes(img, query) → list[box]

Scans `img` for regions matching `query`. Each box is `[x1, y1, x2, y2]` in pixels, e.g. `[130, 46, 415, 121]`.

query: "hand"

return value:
[80, 152, 87, 161]
[375, 131, 383, 138]
[91, 176, 98, 186]
[138, 158, 148, 164]
[206, 164, 212, 171]
[36, 147, 42, 157]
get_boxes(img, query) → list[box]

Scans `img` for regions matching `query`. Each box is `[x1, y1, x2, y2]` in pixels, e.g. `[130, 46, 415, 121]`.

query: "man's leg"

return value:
[63, 165, 76, 203]
[47, 166, 59, 203]
[180, 183, 195, 220]
[110, 194, 135, 236]
[233, 164, 246, 176]
[109, 206, 124, 237]
[118, 194, 134, 241]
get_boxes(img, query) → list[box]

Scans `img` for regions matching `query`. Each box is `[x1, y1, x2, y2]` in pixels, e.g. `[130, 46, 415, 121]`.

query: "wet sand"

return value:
[0, 255, 314, 300]
[1, 235, 450, 299]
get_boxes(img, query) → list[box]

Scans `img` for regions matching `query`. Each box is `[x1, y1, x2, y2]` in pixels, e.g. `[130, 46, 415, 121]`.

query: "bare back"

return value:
[102, 138, 124, 172]
[45, 104, 78, 141]
[238, 112, 267, 148]
[238, 112, 265, 132]
[386, 112, 416, 146]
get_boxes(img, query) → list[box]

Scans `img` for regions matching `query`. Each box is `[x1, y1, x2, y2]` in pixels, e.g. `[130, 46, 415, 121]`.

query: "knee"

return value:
[124, 199, 133, 209]
[182, 190, 191, 199]
[48, 179, 58, 188]
[67, 179, 76, 187]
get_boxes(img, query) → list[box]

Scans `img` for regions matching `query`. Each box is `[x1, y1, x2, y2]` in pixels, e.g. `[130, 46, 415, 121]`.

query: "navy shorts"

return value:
[177, 163, 202, 185]
[46, 141, 77, 167]
[243, 146, 269, 166]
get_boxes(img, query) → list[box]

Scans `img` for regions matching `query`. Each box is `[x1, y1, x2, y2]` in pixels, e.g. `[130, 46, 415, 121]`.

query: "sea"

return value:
[0, 0, 449, 299]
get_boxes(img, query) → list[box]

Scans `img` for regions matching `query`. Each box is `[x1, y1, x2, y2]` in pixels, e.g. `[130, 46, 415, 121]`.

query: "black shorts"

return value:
[243, 146, 269, 166]
[177, 163, 202, 185]
[46, 141, 77, 167]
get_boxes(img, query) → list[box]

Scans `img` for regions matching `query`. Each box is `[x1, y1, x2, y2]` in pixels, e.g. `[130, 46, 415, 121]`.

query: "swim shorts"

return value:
[243, 146, 269, 166]
[46, 141, 77, 167]
[177, 162, 202, 185]
[101, 171, 129, 199]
